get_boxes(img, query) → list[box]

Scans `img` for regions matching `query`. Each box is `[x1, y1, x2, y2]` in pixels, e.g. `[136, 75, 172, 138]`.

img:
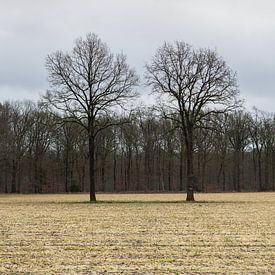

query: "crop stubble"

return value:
[0, 193, 274, 274]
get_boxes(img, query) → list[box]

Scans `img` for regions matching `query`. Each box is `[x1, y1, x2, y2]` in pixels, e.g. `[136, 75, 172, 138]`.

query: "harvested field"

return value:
[0, 193, 274, 274]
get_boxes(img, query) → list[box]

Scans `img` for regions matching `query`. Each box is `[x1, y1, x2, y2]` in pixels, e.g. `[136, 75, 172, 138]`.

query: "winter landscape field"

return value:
[0, 193, 274, 274]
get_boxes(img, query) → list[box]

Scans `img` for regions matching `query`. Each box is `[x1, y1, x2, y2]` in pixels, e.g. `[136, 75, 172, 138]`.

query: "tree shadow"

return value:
[64, 200, 253, 205]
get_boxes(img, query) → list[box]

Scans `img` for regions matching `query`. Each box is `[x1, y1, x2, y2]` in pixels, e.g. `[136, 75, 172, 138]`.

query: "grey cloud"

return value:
[0, 0, 274, 111]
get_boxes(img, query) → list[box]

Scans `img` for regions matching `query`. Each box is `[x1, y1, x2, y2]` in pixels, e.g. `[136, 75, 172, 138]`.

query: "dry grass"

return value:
[0, 193, 274, 274]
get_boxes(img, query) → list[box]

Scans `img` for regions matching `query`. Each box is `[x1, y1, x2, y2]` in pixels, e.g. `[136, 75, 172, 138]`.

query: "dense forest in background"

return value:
[0, 100, 274, 194]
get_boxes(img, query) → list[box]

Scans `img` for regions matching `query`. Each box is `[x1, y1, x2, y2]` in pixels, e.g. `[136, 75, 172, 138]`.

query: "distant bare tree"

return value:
[136, 108, 160, 191]
[211, 113, 230, 191]
[228, 111, 250, 191]
[45, 33, 139, 201]
[0, 102, 12, 193]
[27, 106, 54, 193]
[146, 41, 240, 201]
[9, 101, 33, 193]
[195, 125, 215, 192]
[249, 108, 275, 191]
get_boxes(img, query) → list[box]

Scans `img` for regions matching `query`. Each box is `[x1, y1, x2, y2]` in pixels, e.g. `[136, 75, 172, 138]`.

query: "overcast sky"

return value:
[0, 0, 274, 111]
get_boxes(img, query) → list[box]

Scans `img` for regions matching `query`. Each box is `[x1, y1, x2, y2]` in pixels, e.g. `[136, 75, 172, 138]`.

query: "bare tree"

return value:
[211, 113, 230, 191]
[146, 41, 240, 201]
[45, 33, 139, 201]
[0, 102, 12, 193]
[2, 100, 275, 194]
[228, 111, 250, 191]
[27, 106, 54, 193]
[249, 108, 275, 191]
[195, 125, 215, 192]
[9, 101, 33, 193]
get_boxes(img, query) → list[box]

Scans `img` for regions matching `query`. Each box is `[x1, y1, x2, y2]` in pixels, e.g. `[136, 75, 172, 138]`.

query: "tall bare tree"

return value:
[27, 106, 54, 193]
[45, 33, 139, 201]
[228, 111, 250, 191]
[146, 41, 240, 201]
[0, 102, 12, 193]
[9, 101, 33, 193]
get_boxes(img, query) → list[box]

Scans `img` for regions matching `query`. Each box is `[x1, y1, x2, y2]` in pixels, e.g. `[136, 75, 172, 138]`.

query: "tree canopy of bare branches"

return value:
[45, 33, 139, 201]
[146, 41, 240, 201]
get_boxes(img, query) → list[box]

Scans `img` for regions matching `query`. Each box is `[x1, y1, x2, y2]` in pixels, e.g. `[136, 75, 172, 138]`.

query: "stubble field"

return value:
[0, 193, 274, 274]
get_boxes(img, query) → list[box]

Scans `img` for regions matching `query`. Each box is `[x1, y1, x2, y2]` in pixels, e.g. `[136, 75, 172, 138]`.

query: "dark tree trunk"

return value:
[144, 149, 150, 191]
[34, 159, 38, 193]
[201, 154, 206, 192]
[135, 147, 140, 191]
[258, 151, 263, 191]
[38, 162, 43, 193]
[272, 151, 275, 191]
[126, 148, 132, 191]
[11, 160, 16, 193]
[264, 150, 269, 190]
[186, 134, 195, 201]
[217, 162, 223, 191]
[113, 148, 117, 192]
[65, 147, 69, 192]
[89, 135, 96, 201]
[252, 148, 257, 190]
[241, 150, 245, 191]
[180, 148, 184, 191]
[179, 135, 185, 191]
[234, 149, 241, 192]
[222, 167, 226, 192]
[157, 146, 162, 191]
[101, 161, 105, 192]
[168, 153, 172, 191]
[120, 153, 124, 191]
[81, 164, 86, 192]
[162, 149, 165, 191]
[17, 163, 21, 193]
[4, 160, 8, 193]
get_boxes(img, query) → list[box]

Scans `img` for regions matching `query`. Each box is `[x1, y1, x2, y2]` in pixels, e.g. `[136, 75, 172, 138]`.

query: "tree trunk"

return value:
[179, 143, 184, 191]
[4, 159, 8, 193]
[272, 151, 275, 191]
[179, 133, 185, 192]
[65, 147, 69, 192]
[145, 149, 150, 191]
[234, 150, 241, 192]
[157, 146, 161, 191]
[127, 148, 132, 191]
[264, 150, 269, 190]
[113, 149, 117, 192]
[34, 159, 38, 193]
[258, 151, 263, 191]
[168, 152, 172, 191]
[241, 150, 245, 191]
[217, 161, 223, 191]
[89, 135, 96, 201]
[101, 161, 105, 192]
[11, 160, 16, 193]
[81, 164, 86, 192]
[222, 167, 226, 192]
[38, 162, 43, 193]
[186, 134, 195, 201]
[17, 162, 21, 193]
[201, 154, 206, 192]
[121, 152, 125, 191]
[135, 147, 140, 191]
[252, 148, 257, 190]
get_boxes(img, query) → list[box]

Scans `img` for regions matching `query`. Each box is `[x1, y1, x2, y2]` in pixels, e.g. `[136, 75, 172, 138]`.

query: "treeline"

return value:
[0, 100, 274, 193]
